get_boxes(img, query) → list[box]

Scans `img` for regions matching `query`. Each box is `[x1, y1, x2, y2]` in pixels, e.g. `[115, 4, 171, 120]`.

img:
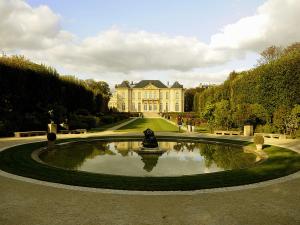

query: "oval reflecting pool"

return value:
[39, 140, 259, 177]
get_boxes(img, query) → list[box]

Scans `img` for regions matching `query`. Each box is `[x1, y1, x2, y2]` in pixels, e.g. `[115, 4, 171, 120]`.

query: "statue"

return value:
[142, 128, 158, 148]
[48, 109, 54, 123]
[47, 109, 57, 134]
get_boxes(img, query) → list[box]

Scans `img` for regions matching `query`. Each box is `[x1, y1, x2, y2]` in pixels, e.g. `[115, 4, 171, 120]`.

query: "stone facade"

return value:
[108, 80, 184, 112]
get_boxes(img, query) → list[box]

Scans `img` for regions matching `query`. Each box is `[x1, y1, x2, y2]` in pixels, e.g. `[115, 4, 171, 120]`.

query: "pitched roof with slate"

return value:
[171, 81, 183, 88]
[133, 80, 168, 88]
[116, 81, 131, 88]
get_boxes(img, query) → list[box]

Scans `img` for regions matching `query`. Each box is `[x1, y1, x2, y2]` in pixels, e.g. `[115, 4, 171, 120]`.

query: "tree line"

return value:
[190, 43, 300, 136]
[0, 55, 111, 136]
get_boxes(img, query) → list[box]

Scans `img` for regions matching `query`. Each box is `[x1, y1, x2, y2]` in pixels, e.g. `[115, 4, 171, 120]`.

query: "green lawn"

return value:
[0, 137, 299, 191]
[89, 118, 132, 133]
[115, 118, 179, 132]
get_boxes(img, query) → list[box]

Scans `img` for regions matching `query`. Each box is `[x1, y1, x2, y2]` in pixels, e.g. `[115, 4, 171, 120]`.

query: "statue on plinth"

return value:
[142, 128, 158, 148]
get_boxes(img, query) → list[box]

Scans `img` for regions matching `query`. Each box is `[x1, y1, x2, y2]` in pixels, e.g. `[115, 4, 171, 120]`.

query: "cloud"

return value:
[210, 0, 300, 52]
[1, 0, 300, 79]
[0, 0, 73, 50]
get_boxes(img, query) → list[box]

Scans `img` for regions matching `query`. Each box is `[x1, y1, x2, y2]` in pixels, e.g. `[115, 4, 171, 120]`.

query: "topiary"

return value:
[47, 132, 57, 142]
[254, 135, 264, 145]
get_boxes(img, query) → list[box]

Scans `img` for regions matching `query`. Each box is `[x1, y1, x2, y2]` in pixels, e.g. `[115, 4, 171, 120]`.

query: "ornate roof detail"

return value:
[171, 81, 183, 88]
[133, 80, 168, 88]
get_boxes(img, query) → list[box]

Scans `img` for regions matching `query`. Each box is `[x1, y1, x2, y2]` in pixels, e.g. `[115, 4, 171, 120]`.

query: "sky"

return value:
[1, 0, 300, 88]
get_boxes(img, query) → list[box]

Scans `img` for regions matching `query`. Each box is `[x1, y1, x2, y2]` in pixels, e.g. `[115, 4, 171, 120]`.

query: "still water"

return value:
[40, 141, 257, 177]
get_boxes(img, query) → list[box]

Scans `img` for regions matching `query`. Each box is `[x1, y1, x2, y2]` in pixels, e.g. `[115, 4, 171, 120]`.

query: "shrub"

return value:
[0, 121, 11, 137]
[254, 135, 264, 145]
[263, 124, 276, 133]
[69, 114, 98, 129]
[101, 115, 115, 124]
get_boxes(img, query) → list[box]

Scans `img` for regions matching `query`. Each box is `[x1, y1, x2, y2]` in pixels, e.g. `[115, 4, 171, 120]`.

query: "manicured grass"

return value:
[0, 136, 299, 191]
[115, 118, 179, 132]
[89, 118, 132, 132]
[195, 124, 210, 133]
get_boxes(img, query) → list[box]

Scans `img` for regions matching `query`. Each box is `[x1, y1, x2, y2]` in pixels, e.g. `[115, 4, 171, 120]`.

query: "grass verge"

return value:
[89, 118, 133, 132]
[0, 136, 299, 191]
[115, 118, 179, 132]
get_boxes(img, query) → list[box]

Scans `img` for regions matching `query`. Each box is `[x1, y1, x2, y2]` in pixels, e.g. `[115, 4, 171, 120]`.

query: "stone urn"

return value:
[254, 135, 264, 151]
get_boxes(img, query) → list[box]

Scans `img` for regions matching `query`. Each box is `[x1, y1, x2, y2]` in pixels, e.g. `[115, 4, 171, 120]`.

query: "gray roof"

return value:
[171, 81, 183, 88]
[133, 80, 168, 88]
[116, 81, 131, 88]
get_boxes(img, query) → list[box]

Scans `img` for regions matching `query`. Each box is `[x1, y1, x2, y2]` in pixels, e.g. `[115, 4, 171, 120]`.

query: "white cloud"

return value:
[1, 0, 300, 83]
[210, 0, 300, 52]
[0, 0, 74, 50]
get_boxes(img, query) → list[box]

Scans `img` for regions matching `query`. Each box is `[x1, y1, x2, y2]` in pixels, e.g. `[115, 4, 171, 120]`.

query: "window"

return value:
[154, 92, 157, 99]
[132, 92, 135, 100]
[166, 103, 168, 112]
[153, 104, 157, 111]
[138, 92, 141, 100]
[175, 102, 179, 112]
[159, 92, 163, 99]
[159, 103, 163, 111]
[122, 102, 126, 111]
[166, 92, 169, 99]
[138, 103, 141, 111]
[149, 104, 152, 111]
[144, 92, 147, 99]
[176, 92, 179, 99]
[149, 92, 152, 99]
[144, 103, 147, 111]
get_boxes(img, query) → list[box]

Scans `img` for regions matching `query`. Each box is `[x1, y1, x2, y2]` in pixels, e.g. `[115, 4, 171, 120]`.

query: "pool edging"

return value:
[0, 135, 299, 195]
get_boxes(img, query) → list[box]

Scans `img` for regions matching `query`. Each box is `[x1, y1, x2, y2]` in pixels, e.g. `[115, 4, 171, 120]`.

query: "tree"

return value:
[214, 100, 232, 130]
[287, 104, 300, 137]
[273, 106, 290, 134]
[283, 42, 300, 55]
[0, 55, 110, 136]
[184, 88, 197, 112]
[257, 45, 283, 65]
[201, 103, 215, 133]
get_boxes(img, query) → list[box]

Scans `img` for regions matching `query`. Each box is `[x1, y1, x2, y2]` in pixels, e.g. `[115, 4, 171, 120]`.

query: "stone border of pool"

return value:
[0, 135, 299, 195]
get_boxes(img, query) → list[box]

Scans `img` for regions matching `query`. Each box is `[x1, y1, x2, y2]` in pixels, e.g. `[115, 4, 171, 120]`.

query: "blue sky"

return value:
[2, 0, 299, 87]
[27, 0, 264, 42]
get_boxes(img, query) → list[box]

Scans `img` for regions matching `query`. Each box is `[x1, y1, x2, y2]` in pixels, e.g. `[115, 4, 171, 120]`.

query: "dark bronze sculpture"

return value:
[142, 128, 158, 148]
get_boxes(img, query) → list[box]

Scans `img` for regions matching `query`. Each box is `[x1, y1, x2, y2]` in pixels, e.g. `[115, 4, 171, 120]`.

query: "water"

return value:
[40, 140, 258, 177]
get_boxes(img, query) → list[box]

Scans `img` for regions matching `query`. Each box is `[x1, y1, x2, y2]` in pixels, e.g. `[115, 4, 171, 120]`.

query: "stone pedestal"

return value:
[244, 125, 253, 136]
[48, 123, 57, 134]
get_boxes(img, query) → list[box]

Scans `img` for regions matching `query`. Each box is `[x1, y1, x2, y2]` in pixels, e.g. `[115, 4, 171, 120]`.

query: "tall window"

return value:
[154, 92, 157, 99]
[149, 104, 152, 111]
[149, 92, 152, 99]
[175, 102, 179, 112]
[138, 92, 141, 100]
[144, 92, 147, 99]
[166, 103, 168, 112]
[153, 104, 157, 111]
[122, 102, 126, 111]
[159, 103, 163, 112]
[176, 92, 179, 99]
[159, 92, 163, 99]
[138, 103, 141, 111]
[144, 103, 147, 111]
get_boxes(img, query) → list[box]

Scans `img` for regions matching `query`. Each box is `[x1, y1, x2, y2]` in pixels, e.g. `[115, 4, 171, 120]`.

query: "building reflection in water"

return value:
[41, 141, 258, 176]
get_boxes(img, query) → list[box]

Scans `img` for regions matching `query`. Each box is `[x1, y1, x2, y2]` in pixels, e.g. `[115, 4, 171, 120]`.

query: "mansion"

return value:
[109, 80, 184, 113]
